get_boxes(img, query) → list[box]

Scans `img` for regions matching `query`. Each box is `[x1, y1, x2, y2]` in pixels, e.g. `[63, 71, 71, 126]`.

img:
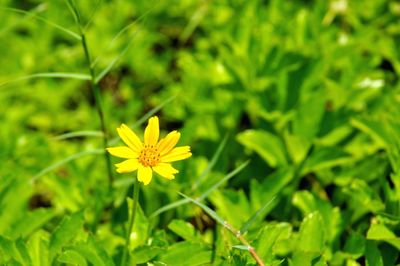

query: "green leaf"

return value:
[254, 223, 292, 263]
[8, 208, 55, 238]
[27, 230, 50, 266]
[367, 223, 400, 250]
[71, 237, 114, 266]
[49, 212, 84, 260]
[298, 212, 325, 253]
[127, 198, 149, 250]
[58, 250, 87, 266]
[365, 241, 383, 266]
[302, 146, 353, 174]
[344, 233, 365, 259]
[168, 220, 200, 242]
[237, 129, 287, 167]
[292, 212, 325, 265]
[158, 242, 212, 266]
[292, 90, 325, 141]
[130, 246, 163, 264]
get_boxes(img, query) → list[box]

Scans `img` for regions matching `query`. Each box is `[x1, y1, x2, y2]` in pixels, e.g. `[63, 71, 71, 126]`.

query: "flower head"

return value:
[107, 116, 192, 185]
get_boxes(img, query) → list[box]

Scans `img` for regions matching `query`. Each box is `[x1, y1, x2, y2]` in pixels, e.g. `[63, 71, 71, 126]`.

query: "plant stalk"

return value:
[225, 222, 265, 266]
[68, 0, 113, 188]
[121, 179, 141, 266]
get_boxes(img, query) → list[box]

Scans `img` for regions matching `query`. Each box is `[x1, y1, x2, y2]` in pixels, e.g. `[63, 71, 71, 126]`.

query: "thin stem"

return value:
[67, 0, 113, 188]
[224, 222, 265, 266]
[121, 179, 141, 266]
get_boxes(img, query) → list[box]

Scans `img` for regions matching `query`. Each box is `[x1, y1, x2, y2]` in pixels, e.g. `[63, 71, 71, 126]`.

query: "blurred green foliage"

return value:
[1, 0, 400, 265]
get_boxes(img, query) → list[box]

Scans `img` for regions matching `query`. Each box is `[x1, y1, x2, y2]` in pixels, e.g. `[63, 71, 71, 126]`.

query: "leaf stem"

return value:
[225, 224, 265, 266]
[67, 0, 113, 189]
[121, 179, 141, 266]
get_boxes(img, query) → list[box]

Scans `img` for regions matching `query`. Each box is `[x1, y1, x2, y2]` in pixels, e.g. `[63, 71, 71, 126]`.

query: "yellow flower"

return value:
[106, 116, 192, 185]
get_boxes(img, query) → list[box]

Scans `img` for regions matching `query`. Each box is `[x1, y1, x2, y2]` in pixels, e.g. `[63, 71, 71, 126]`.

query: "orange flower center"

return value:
[138, 145, 160, 167]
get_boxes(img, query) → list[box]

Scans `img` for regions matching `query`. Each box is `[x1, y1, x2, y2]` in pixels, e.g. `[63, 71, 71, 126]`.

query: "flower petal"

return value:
[144, 116, 159, 146]
[161, 146, 192, 163]
[138, 164, 152, 185]
[153, 163, 179, 180]
[157, 131, 180, 155]
[117, 124, 143, 152]
[107, 146, 138, 158]
[115, 159, 139, 173]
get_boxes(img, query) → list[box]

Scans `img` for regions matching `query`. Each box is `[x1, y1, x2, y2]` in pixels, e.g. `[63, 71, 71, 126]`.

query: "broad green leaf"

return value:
[367, 223, 400, 250]
[8, 208, 55, 238]
[168, 220, 200, 242]
[237, 129, 287, 167]
[130, 246, 163, 264]
[27, 230, 50, 266]
[344, 233, 365, 259]
[302, 147, 353, 174]
[292, 90, 325, 141]
[71, 237, 114, 266]
[158, 242, 212, 266]
[49, 212, 84, 260]
[127, 198, 149, 250]
[58, 250, 87, 266]
[292, 212, 325, 265]
[365, 241, 383, 266]
[254, 223, 292, 264]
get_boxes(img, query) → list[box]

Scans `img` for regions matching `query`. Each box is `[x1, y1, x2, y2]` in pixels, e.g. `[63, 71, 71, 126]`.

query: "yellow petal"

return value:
[144, 116, 159, 146]
[161, 146, 192, 163]
[115, 159, 139, 173]
[153, 163, 179, 180]
[157, 131, 180, 155]
[137, 164, 152, 185]
[107, 146, 138, 158]
[117, 124, 143, 152]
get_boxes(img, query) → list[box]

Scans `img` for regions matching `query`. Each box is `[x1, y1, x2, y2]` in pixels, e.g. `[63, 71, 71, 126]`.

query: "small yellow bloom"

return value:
[107, 116, 192, 185]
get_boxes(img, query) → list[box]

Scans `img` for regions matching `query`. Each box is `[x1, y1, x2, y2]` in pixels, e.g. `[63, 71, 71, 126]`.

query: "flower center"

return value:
[138, 145, 160, 167]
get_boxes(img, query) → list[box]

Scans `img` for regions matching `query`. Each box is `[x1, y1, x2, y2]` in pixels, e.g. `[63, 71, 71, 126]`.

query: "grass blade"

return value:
[94, 25, 143, 84]
[109, 95, 177, 145]
[191, 134, 229, 190]
[53, 131, 103, 141]
[179, 192, 228, 228]
[31, 149, 104, 183]
[239, 196, 276, 235]
[1, 6, 81, 40]
[91, 1, 158, 69]
[198, 160, 250, 201]
[150, 160, 249, 218]
[0, 73, 91, 88]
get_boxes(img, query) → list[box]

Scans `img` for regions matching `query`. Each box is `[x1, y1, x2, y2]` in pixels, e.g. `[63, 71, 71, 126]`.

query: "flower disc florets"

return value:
[139, 145, 160, 167]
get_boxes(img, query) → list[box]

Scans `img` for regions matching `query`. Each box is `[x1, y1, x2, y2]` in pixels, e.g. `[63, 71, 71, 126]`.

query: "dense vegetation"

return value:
[1, 0, 400, 265]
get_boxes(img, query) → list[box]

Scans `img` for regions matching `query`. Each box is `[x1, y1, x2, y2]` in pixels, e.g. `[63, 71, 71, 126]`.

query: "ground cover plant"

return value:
[1, 0, 400, 265]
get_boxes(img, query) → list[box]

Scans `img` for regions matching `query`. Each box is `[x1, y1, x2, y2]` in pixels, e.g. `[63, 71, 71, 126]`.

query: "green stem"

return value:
[67, 0, 113, 189]
[122, 179, 141, 266]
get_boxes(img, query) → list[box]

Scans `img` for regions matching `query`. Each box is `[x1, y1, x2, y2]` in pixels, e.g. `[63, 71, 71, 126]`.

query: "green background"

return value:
[1, 0, 400, 265]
